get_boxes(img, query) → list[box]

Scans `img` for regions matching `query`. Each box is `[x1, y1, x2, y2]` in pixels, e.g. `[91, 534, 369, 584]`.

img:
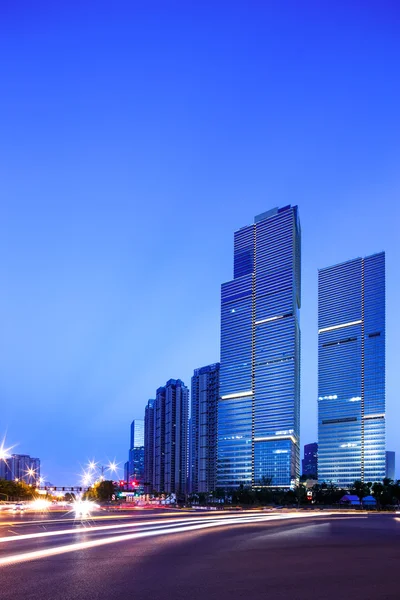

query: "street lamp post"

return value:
[82, 459, 120, 489]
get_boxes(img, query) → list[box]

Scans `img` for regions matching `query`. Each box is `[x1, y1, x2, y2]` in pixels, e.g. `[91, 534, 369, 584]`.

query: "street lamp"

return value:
[80, 459, 121, 489]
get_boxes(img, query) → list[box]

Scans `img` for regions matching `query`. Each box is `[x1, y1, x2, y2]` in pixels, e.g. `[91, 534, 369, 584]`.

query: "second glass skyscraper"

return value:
[318, 252, 386, 486]
[218, 206, 301, 488]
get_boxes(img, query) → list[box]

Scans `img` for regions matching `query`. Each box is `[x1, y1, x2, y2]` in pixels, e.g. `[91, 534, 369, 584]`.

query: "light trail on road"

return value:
[0, 513, 270, 544]
[0, 512, 179, 527]
[0, 511, 365, 567]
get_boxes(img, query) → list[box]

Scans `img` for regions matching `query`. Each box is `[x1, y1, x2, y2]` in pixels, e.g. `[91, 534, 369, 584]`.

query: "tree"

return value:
[350, 480, 371, 501]
[372, 478, 395, 508]
[311, 482, 343, 505]
[0, 478, 37, 501]
[372, 482, 385, 508]
[391, 480, 400, 507]
[294, 484, 307, 507]
[83, 480, 116, 502]
[96, 480, 116, 501]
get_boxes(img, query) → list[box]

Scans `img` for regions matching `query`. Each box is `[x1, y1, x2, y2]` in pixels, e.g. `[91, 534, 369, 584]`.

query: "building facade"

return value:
[302, 442, 318, 479]
[144, 399, 155, 494]
[154, 386, 166, 493]
[191, 363, 220, 494]
[218, 206, 301, 489]
[0, 454, 41, 484]
[153, 379, 189, 496]
[318, 253, 386, 487]
[386, 451, 395, 481]
[128, 419, 144, 491]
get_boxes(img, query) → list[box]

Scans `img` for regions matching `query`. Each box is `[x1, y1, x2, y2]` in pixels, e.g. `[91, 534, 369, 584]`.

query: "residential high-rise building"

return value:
[144, 398, 155, 494]
[386, 451, 395, 481]
[188, 417, 192, 494]
[318, 252, 386, 487]
[218, 206, 301, 489]
[0, 454, 41, 484]
[154, 379, 189, 496]
[302, 443, 318, 479]
[154, 386, 166, 493]
[191, 363, 220, 493]
[128, 419, 144, 491]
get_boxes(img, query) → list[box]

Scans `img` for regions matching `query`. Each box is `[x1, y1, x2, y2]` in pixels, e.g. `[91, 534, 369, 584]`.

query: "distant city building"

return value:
[154, 379, 189, 496]
[318, 252, 386, 487]
[188, 417, 192, 494]
[0, 454, 41, 484]
[386, 451, 395, 481]
[191, 363, 220, 493]
[144, 399, 155, 494]
[128, 419, 144, 491]
[218, 206, 301, 489]
[154, 386, 166, 493]
[302, 443, 318, 478]
[124, 461, 129, 484]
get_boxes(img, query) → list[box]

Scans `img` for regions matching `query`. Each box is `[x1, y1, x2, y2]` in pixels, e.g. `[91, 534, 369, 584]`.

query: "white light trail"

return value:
[0, 512, 362, 567]
[0, 513, 271, 544]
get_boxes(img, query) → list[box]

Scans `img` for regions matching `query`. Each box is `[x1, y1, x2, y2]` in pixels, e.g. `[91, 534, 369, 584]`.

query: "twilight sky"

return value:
[1, 1, 399, 484]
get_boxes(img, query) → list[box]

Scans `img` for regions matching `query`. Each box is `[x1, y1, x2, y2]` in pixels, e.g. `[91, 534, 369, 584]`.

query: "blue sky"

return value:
[1, 1, 399, 483]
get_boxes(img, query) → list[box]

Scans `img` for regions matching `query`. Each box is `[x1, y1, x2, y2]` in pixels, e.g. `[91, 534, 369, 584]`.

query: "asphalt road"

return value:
[0, 510, 399, 600]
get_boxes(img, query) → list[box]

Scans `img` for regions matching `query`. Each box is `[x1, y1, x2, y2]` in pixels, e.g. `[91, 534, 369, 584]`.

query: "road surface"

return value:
[0, 509, 398, 599]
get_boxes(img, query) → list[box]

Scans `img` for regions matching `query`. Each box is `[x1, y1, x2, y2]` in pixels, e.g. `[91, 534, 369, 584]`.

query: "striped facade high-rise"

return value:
[218, 206, 301, 489]
[318, 253, 386, 486]
[191, 363, 220, 493]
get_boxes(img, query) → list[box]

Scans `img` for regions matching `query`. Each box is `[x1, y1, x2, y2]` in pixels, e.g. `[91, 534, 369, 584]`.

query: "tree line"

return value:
[188, 478, 400, 509]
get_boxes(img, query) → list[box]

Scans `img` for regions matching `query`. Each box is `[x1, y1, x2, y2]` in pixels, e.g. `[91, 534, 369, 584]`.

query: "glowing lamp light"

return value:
[108, 461, 118, 473]
[82, 473, 93, 486]
[0, 448, 10, 461]
[72, 499, 100, 519]
[0, 436, 16, 461]
[31, 499, 51, 511]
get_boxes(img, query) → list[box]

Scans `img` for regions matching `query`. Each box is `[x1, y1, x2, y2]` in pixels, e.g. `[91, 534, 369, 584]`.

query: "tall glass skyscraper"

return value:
[190, 363, 220, 493]
[318, 252, 386, 487]
[218, 206, 301, 489]
[128, 419, 144, 490]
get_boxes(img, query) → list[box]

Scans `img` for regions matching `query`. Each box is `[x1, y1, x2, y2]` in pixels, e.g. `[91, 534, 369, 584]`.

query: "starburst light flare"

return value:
[0, 435, 16, 461]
